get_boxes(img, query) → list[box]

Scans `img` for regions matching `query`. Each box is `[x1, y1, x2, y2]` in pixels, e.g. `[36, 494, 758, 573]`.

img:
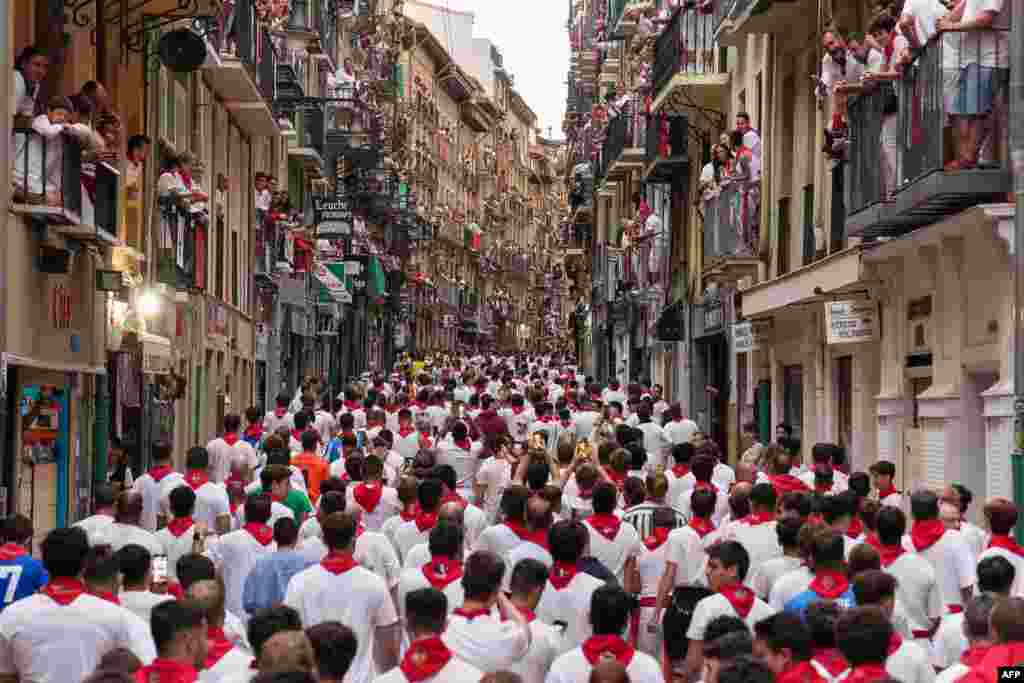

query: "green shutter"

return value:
[394, 63, 406, 99]
[368, 256, 385, 297]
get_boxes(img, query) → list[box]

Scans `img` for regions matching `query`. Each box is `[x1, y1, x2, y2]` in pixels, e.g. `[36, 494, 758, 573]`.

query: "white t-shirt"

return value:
[730, 520, 783, 572]
[901, 0, 946, 45]
[155, 524, 200, 582]
[297, 532, 401, 588]
[747, 555, 803, 600]
[675, 484, 731, 526]
[443, 611, 531, 673]
[978, 545, 1024, 596]
[476, 458, 513, 522]
[262, 410, 294, 434]
[161, 479, 231, 530]
[207, 528, 277, 620]
[769, 566, 814, 610]
[346, 483, 402, 532]
[396, 563, 465, 617]
[535, 571, 606, 654]
[133, 470, 184, 531]
[664, 419, 698, 445]
[573, 411, 601, 440]
[582, 518, 644, 583]
[883, 637, 936, 683]
[546, 644, 664, 683]
[95, 522, 164, 557]
[960, 0, 1008, 68]
[73, 513, 115, 546]
[284, 563, 398, 683]
[931, 612, 967, 669]
[436, 439, 483, 493]
[372, 654, 482, 683]
[0, 591, 156, 683]
[475, 523, 528, 564]
[686, 592, 777, 640]
[886, 553, 944, 637]
[119, 590, 174, 624]
[206, 437, 259, 484]
[200, 646, 253, 683]
[902, 529, 977, 610]
[636, 422, 670, 469]
[507, 618, 561, 683]
[665, 526, 709, 587]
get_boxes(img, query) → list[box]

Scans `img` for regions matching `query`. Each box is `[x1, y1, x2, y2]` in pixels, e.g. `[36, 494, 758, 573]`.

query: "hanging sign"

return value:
[732, 319, 772, 353]
[825, 300, 878, 345]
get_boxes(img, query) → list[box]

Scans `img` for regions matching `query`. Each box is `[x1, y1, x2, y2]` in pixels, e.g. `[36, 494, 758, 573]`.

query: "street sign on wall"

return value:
[313, 197, 353, 240]
[825, 300, 878, 345]
[732, 319, 772, 353]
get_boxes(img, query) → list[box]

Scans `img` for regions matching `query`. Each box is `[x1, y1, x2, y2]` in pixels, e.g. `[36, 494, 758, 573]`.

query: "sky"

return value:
[433, 0, 570, 139]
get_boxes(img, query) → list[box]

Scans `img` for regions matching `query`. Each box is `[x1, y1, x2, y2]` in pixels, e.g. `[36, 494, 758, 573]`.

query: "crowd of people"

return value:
[0, 353, 1021, 683]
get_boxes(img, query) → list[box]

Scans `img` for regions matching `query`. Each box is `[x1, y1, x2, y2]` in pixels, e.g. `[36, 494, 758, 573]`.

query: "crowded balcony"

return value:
[701, 179, 760, 283]
[155, 196, 206, 291]
[11, 123, 120, 244]
[714, 0, 816, 47]
[287, 108, 327, 173]
[599, 103, 646, 183]
[204, 0, 279, 136]
[845, 26, 1012, 240]
[650, 5, 729, 116]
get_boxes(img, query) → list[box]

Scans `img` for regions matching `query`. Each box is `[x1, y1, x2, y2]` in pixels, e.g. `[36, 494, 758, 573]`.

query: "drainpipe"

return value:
[1011, 0, 1024, 541]
[0, 0, 10, 510]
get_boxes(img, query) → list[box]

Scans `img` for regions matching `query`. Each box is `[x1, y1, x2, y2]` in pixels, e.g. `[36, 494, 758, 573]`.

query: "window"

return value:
[782, 365, 803, 440]
[777, 197, 791, 275]
[802, 184, 815, 265]
[836, 356, 853, 450]
[216, 215, 225, 298]
[232, 231, 239, 307]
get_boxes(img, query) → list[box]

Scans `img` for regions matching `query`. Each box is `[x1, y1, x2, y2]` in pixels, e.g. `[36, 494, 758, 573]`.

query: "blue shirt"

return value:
[242, 549, 314, 614]
[0, 553, 48, 610]
[784, 584, 856, 618]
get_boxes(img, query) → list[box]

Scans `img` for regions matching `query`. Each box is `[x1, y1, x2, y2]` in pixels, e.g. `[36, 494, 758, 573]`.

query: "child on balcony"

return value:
[12, 96, 99, 206]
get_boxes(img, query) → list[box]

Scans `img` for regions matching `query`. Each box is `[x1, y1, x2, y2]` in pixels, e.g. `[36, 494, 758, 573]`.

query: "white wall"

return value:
[404, 1, 477, 73]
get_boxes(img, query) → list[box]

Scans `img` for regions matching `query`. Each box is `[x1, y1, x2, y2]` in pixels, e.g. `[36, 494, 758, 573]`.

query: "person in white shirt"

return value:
[500, 395, 535, 444]
[978, 498, 1024, 595]
[572, 399, 601, 442]
[904, 489, 977, 612]
[676, 455, 730, 526]
[397, 521, 466, 618]
[115, 543, 175, 624]
[634, 405, 669, 470]
[301, 396, 337, 446]
[208, 493, 277, 622]
[393, 479, 445, 564]
[264, 393, 295, 435]
[207, 415, 260, 485]
[630, 507, 677, 658]
[0, 527, 155, 683]
[933, 594, 996, 683]
[685, 540, 777, 680]
[95, 491, 165, 556]
[870, 460, 903, 509]
[74, 482, 117, 546]
[502, 498, 555, 590]
[374, 587, 483, 683]
[156, 486, 207, 583]
[442, 551, 532, 674]
[189, 578, 253, 683]
[476, 485, 544, 564]
[798, 444, 849, 493]
[535, 520, 606, 654]
[931, 555, 1015, 669]
[746, 513, 805, 601]
[663, 406, 699, 446]
[132, 442, 183, 531]
[285, 512, 399, 683]
[730, 483, 783, 571]
[475, 435, 516, 524]
[581, 482, 643, 583]
[849, 570, 935, 683]
[171, 446, 232, 534]
[504, 558, 561, 683]
[436, 421, 482, 497]
[947, 484, 989, 559]
[546, 584, 663, 683]
[348, 455, 402, 532]
[392, 410, 421, 463]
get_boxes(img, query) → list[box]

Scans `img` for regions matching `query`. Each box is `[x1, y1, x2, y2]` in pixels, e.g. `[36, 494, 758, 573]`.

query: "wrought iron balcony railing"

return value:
[652, 6, 720, 96]
[703, 181, 759, 265]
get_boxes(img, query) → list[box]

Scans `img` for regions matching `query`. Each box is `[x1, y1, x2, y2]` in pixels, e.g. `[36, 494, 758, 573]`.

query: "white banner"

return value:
[732, 319, 772, 353]
[825, 300, 878, 345]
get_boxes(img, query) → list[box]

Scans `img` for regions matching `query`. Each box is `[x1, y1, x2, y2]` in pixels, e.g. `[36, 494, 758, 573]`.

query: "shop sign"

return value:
[314, 263, 352, 304]
[732, 319, 772, 353]
[255, 323, 268, 361]
[825, 300, 878, 345]
[207, 303, 228, 338]
[313, 197, 353, 239]
[142, 336, 172, 375]
[703, 300, 723, 331]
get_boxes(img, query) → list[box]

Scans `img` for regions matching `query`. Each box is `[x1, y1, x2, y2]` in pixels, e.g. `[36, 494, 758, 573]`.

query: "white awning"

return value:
[740, 246, 866, 318]
[139, 333, 172, 376]
[2, 353, 106, 375]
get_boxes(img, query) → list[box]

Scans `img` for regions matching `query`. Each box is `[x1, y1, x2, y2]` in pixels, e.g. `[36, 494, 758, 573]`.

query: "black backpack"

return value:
[663, 585, 714, 661]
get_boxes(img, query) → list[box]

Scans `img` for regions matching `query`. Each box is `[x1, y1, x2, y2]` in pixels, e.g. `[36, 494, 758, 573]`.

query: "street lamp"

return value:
[137, 290, 161, 319]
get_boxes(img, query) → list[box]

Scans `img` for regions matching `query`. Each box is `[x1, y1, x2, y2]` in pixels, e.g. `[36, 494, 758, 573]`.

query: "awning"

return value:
[314, 263, 353, 304]
[740, 246, 867, 318]
[2, 353, 106, 375]
[140, 333, 172, 376]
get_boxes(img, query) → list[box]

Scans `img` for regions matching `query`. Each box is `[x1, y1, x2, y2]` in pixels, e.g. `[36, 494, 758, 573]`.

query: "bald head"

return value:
[116, 492, 144, 525]
[259, 630, 315, 674]
[589, 659, 630, 683]
[731, 481, 753, 498]
[526, 496, 553, 532]
[735, 462, 757, 484]
[185, 579, 225, 628]
[438, 501, 465, 525]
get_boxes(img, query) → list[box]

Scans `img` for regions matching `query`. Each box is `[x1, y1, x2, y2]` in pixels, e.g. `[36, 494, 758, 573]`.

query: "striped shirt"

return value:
[621, 502, 689, 540]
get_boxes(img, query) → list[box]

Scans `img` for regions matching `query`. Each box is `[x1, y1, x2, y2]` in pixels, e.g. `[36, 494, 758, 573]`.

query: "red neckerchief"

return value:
[815, 482, 834, 494]
[422, 556, 463, 590]
[846, 516, 864, 539]
[694, 480, 717, 493]
[689, 517, 715, 538]
[808, 513, 825, 525]
[549, 560, 579, 590]
[560, 419, 573, 429]
[222, 433, 240, 447]
[321, 551, 358, 575]
[910, 519, 947, 552]
[244, 424, 263, 441]
[453, 438, 472, 451]
[743, 510, 775, 526]
[204, 627, 234, 668]
[961, 645, 992, 668]
[883, 30, 897, 65]
[578, 486, 594, 500]
[41, 577, 87, 605]
[643, 527, 670, 550]
[397, 425, 413, 438]
[92, 590, 120, 605]
[586, 513, 623, 542]
[243, 522, 273, 546]
[399, 636, 452, 683]
[418, 434, 433, 449]
[809, 570, 850, 599]
[888, 633, 903, 656]
[400, 506, 419, 522]
[844, 663, 889, 683]
[605, 469, 627, 489]
[134, 658, 199, 683]
[167, 517, 195, 538]
[453, 606, 491, 621]
[511, 405, 525, 415]
[582, 635, 635, 667]
[812, 648, 849, 678]
[988, 534, 1024, 557]
[273, 407, 287, 418]
[353, 482, 384, 513]
[877, 485, 899, 500]
[771, 474, 810, 494]
[290, 429, 304, 442]
[537, 415, 556, 423]
[0, 543, 26, 560]
[149, 464, 175, 482]
[415, 510, 438, 533]
[718, 582, 755, 618]
[185, 469, 209, 490]
[440, 491, 468, 509]
[865, 533, 883, 551]
[344, 400, 360, 411]
[777, 660, 825, 683]
[672, 464, 690, 478]
[877, 540, 906, 567]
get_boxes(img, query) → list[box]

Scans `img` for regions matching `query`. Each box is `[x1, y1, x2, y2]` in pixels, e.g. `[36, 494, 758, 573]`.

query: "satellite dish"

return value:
[158, 28, 206, 74]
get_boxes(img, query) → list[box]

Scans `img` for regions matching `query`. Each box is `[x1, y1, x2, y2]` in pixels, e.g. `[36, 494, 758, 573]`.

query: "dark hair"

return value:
[509, 558, 549, 596]
[910, 490, 939, 520]
[245, 493, 273, 525]
[690, 487, 717, 518]
[978, 555, 1016, 594]
[185, 447, 209, 471]
[432, 464, 458, 493]
[293, 412, 309, 431]
[248, 605, 303, 659]
[15, 46, 46, 75]
[848, 472, 870, 498]
[97, 648, 143, 675]
[417, 478, 444, 512]
[41, 527, 90, 578]
[754, 612, 813, 660]
[691, 455, 715, 482]
[592, 482, 618, 515]
[169, 485, 197, 519]
[176, 553, 216, 590]
[717, 656, 774, 683]
[301, 430, 319, 451]
[305, 622, 357, 680]
[548, 520, 585, 563]
[776, 514, 803, 548]
[500, 485, 529, 522]
[428, 521, 463, 558]
[93, 482, 117, 509]
[150, 600, 206, 655]
[116, 544, 152, 587]
[224, 414, 242, 433]
[672, 442, 694, 465]
[704, 631, 754, 662]
[322, 513, 358, 551]
[805, 601, 840, 648]
[964, 594, 997, 640]
[319, 491, 347, 516]
[811, 529, 846, 569]
[707, 540, 751, 581]
[990, 597, 1024, 643]
[875, 505, 906, 545]
[462, 551, 505, 601]
[274, 517, 299, 547]
[985, 498, 1018, 535]
[590, 585, 635, 635]
[782, 492, 812, 519]
[405, 587, 448, 635]
[0, 514, 32, 545]
[703, 615, 749, 642]
[835, 607, 891, 666]
[526, 461, 550, 491]
[851, 570, 897, 606]
[749, 483, 777, 511]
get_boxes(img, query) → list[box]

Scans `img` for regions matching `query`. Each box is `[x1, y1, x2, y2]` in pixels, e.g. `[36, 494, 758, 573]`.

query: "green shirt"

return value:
[250, 487, 314, 522]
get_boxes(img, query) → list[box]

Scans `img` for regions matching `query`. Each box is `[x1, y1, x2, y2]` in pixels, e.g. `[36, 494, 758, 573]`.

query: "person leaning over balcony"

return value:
[11, 46, 47, 123]
[728, 130, 758, 255]
[937, 0, 1008, 171]
[864, 13, 909, 199]
[125, 134, 151, 199]
[734, 112, 762, 182]
[11, 96, 99, 205]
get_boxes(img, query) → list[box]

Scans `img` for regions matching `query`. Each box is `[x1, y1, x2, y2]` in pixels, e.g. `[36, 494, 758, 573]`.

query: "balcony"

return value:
[289, 108, 326, 173]
[702, 182, 760, 283]
[845, 29, 1012, 239]
[714, 0, 815, 47]
[205, 0, 279, 136]
[601, 108, 646, 182]
[155, 197, 205, 291]
[644, 113, 689, 183]
[11, 127, 119, 244]
[650, 6, 729, 116]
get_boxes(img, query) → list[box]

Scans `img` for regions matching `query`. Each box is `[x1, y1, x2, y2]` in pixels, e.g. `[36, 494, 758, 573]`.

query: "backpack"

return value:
[663, 586, 714, 661]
